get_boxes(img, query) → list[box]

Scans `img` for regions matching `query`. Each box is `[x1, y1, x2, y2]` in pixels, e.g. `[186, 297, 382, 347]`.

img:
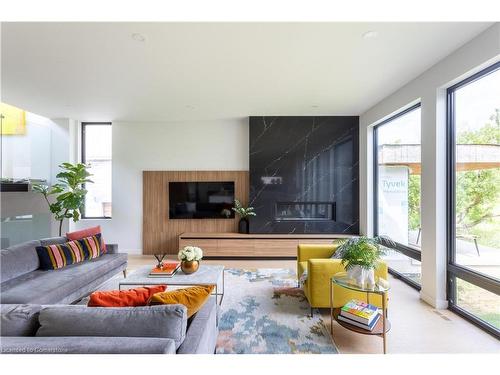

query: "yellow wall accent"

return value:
[0, 102, 26, 135]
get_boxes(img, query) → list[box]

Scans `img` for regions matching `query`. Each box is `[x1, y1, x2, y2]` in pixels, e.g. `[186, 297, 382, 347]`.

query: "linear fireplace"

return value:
[275, 202, 336, 221]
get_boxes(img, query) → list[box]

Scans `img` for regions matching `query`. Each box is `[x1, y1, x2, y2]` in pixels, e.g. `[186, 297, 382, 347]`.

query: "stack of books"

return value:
[338, 299, 381, 331]
[148, 261, 180, 278]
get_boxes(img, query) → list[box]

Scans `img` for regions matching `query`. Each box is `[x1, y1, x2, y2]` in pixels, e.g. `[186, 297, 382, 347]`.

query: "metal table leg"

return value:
[382, 291, 387, 354]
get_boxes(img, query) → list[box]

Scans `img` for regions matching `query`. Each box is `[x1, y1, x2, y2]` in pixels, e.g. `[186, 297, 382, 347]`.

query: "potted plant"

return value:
[232, 199, 256, 234]
[336, 236, 392, 287]
[32, 163, 93, 236]
[178, 246, 203, 274]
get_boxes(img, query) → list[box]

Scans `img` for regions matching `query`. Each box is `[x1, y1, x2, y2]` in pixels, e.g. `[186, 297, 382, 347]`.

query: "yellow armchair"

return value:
[297, 243, 388, 311]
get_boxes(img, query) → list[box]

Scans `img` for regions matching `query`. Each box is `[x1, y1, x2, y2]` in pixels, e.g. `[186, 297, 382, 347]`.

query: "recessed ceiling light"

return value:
[131, 33, 146, 42]
[362, 30, 378, 39]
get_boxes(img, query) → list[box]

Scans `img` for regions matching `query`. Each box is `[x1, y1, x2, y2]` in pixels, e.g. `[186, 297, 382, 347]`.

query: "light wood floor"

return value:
[127, 255, 500, 354]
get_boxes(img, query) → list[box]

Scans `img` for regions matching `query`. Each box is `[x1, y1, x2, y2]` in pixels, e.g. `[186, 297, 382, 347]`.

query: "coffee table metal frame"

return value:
[329, 271, 390, 354]
[118, 264, 225, 306]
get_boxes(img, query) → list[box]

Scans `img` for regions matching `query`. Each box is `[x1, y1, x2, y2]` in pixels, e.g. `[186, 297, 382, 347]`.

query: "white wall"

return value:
[360, 23, 500, 308]
[72, 118, 249, 253]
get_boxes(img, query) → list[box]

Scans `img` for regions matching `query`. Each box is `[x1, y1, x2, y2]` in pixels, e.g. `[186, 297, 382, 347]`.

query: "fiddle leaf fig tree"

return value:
[33, 163, 93, 236]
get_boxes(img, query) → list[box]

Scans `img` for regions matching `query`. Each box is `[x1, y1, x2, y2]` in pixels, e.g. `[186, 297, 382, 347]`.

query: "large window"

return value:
[374, 103, 422, 289]
[81, 122, 112, 218]
[447, 62, 500, 337]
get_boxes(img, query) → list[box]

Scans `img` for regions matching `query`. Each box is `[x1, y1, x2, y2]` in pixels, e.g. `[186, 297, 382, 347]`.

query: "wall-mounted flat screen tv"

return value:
[169, 181, 235, 219]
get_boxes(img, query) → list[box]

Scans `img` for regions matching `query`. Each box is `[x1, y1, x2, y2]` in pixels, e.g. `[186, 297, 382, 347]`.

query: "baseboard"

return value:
[420, 290, 448, 309]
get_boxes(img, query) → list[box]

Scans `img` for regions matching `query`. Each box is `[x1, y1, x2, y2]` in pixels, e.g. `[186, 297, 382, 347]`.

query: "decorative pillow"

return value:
[88, 285, 167, 307]
[67, 225, 106, 252]
[35, 234, 103, 270]
[148, 285, 214, 318]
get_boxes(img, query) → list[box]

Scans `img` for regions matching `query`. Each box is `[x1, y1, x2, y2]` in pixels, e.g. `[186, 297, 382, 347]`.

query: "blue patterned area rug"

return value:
[216, 268, 338, 354]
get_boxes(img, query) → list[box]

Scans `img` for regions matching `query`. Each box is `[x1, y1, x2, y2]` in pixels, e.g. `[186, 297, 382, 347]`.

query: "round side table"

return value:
[330, 271, 391, 354]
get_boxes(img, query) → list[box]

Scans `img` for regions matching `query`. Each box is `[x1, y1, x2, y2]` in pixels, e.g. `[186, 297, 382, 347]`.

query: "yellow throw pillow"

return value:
[148, 285, 215, 318]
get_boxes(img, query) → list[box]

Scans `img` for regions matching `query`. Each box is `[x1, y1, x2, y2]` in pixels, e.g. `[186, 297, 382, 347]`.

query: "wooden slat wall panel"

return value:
[143, 171, 249, 255]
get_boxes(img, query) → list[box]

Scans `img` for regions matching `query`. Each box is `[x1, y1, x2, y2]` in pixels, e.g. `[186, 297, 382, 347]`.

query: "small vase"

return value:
[238, 218, 249, 234]
[181, 260, 199, 274]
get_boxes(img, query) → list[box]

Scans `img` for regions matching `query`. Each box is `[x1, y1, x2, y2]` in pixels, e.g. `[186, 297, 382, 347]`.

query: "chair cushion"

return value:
[66, 225, 106, 252]
[88, 285, 167, 307]
[149, 285, 214, 318]
[35, 234, 103, 270]
[0, 253, 127, 304]
[1, 304, 42, 336]
[0, 240, 40, 283]
[36, 304, 187, 349]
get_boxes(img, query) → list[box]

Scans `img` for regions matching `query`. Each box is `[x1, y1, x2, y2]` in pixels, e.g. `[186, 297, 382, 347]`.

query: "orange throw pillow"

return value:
[148, 285, 214, 317]
[67, 226, 106, 252]
[88, 285, 167, 307]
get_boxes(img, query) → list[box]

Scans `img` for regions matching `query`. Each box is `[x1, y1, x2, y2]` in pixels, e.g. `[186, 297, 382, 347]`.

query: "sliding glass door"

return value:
[447, 62, 500, 337]
[373, 103, 422, 289]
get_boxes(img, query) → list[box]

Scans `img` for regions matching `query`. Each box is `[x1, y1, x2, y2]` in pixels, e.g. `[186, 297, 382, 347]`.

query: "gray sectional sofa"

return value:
[0, 237, 127, 305]
[0, 297, 218, 354]
[0, 236, 219, 354]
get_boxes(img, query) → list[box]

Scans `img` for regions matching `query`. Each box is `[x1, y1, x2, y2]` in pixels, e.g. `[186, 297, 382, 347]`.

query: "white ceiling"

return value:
[1, 22, 493, 121]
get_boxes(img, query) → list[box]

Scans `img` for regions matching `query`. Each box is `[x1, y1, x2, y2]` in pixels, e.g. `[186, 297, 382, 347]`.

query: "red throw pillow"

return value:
[67, 226, 106, 252]
[88, 286, 167, 307]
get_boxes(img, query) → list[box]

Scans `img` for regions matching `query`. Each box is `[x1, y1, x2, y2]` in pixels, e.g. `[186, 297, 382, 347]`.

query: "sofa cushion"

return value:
[88, 285, 167, 307]
[36, 304, 187, 349]
[67, 225, 107, 252]
[149, 285, 214, 318]
[0, 240, 40, 283]
[0, 336, 177, 354]
[36, 234, 103, 270]
[0, 304, 42, 336]
[0, 253, 127, 304]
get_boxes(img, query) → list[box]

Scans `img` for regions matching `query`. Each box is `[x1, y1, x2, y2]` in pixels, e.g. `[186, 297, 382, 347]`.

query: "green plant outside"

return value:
[407, 109, 500, 248]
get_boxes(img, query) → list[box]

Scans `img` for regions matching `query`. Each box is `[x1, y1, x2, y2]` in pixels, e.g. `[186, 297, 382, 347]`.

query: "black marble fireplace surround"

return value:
[249, 116, 359, 234]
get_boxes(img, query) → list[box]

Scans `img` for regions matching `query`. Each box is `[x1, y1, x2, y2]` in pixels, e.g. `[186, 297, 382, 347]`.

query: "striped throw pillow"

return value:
[36, 234, 103, 270]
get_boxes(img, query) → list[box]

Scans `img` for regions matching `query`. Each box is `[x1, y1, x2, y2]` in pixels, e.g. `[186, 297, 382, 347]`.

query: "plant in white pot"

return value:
[336, 236, 392, 287]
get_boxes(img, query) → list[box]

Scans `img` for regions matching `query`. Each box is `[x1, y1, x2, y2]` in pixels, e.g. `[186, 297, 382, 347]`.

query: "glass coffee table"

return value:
[119, 264, 225, 306]
[330, 272, 391, 354]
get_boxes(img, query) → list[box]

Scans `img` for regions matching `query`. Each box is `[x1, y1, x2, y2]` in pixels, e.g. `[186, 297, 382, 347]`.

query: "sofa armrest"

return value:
[177, 297, 218, 354]
[106, 243, 119, 254]
[297, 244, 338, 263]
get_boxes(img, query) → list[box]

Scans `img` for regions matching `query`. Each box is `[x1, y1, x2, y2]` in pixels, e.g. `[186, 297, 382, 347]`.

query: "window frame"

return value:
[81, 122, 112, 219]
[446, 61, 500, 339]
[373, 102, 422, 291]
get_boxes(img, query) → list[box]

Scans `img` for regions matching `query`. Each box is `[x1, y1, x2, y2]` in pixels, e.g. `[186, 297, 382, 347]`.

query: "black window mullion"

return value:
[446, 61, 500, 337]
[372, 103, 422, 288]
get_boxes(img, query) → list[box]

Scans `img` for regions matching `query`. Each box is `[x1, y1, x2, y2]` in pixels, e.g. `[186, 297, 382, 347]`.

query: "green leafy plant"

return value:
[232, 199, 256, 219]
[336, 236, 393, 270]
[32, 163, 93, 236]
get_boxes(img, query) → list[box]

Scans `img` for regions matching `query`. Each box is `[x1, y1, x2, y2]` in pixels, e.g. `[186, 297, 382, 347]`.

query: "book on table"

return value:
[340, 299, 380, 325]
[338, 313, 381, 331]
[148, 261, 180, 277]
